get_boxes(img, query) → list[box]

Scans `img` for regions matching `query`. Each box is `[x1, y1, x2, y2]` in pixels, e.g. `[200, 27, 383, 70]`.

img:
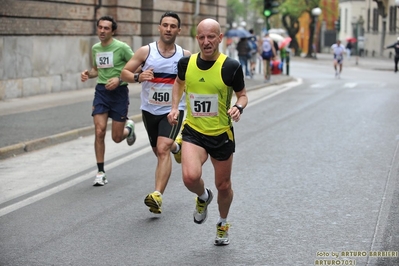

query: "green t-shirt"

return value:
[92, 39, 133, 84]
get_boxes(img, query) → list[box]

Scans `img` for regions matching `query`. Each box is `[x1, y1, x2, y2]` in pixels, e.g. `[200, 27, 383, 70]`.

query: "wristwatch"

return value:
[233, 104, 243, 114]
[134, 73, 141, 83]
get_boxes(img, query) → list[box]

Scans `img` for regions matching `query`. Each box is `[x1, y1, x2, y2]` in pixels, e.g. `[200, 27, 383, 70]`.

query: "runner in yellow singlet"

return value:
[167, 18, 248, 246]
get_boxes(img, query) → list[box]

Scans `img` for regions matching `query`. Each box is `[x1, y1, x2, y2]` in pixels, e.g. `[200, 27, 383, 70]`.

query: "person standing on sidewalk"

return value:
[80, 16, 136, 186]
[345, 41, 352, 60]
[259, 30, 276, 82]
[167, 18, 248, 246]
[385, 37, 399, 73]
[121, 11, 190, 214]
[331, 39, 346, 78]
[248, 29, 258, 76]
[236, 37, 251, 78]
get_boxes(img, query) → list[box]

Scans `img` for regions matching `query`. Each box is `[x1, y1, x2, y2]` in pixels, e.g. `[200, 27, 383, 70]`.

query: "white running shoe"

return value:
[93, 171, 107, 186]
[193, 188, 213, 224]
[126, 119, 136, 146]
[214, 222, 230, 246]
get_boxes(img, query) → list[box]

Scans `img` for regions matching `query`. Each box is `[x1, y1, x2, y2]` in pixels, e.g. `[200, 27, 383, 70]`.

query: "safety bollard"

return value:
[286, 53, 290, 76]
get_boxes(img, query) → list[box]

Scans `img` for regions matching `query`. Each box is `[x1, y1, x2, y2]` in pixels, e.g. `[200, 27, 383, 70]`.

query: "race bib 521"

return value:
[96, 52, 114, 68]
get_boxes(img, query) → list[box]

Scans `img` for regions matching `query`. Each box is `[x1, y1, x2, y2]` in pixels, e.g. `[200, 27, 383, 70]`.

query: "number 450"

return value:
[152, 92, 169, 102]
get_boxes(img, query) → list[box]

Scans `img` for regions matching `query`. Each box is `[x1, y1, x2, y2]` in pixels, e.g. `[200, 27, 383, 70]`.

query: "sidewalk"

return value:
[0, 72, 295, 160]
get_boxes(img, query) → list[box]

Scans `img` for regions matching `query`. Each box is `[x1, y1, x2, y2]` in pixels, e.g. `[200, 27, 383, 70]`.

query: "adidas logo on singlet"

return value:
[199, 77, 205, 82]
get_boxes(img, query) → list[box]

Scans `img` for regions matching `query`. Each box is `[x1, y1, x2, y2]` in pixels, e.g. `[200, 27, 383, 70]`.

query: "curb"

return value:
[0, 127, 95, 160]
[250, 76, 296, 91]
[0, 114, 143, 160]
[0, 77, 295, 160]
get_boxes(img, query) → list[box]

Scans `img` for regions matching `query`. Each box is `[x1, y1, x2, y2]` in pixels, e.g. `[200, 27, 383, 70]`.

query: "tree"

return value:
[226, 0, 246, 28]
[303, 0, 322, 58]
[280, 0, 321, 57]
[279, 0, 302, 56]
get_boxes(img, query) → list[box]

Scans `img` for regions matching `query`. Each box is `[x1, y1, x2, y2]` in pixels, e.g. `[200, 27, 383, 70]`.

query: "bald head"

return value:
[197, 18, 221, 36]
[195, 18, 222, 60]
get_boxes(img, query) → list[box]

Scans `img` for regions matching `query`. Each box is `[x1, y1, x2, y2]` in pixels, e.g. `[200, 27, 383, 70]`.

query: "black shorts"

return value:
[142, 110, 184, 148]
[182, 124, 235, 161]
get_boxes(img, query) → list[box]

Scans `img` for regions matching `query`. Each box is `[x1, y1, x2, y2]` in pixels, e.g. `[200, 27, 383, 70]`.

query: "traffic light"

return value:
[334, 18, 341, 32]
[263, 0, 279, 17]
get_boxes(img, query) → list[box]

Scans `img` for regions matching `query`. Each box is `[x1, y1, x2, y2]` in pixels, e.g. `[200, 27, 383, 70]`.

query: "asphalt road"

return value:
[1, 54, 398, 265]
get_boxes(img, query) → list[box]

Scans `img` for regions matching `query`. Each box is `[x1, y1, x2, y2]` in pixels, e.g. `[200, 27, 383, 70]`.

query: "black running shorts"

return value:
[182, 124, 235, 161]
[142, 110, 184, 148]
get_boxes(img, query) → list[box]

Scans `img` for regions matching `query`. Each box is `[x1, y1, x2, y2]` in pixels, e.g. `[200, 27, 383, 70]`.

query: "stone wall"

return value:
[0, 0, 227, 100]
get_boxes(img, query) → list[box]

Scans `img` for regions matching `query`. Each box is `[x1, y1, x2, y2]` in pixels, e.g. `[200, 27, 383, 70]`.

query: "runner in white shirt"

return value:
[331, 40, 346, 78]
[121, 12, 191, 214]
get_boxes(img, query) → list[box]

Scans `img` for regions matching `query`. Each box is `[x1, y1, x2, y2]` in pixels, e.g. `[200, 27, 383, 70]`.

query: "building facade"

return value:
[294, 0, 397, 58]
[0, 0, 227, 100]
[338, 0, 398, 57]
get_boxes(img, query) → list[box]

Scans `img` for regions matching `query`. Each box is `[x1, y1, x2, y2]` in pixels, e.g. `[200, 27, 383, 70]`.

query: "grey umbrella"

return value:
[224, 28, 252, 38]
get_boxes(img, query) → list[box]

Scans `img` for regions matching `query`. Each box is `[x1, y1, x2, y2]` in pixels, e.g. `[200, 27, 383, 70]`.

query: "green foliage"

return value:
[249, 0, 265, 17]
[280, 0, 321, 18]
[227, 0, 245, 26]
[280, 0, 304, 17]
[225, 0, 337, 58]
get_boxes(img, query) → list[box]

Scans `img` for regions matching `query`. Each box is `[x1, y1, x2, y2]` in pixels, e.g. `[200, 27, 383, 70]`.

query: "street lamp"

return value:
[351, 16, 358, 53]
[256, 18, 264, 36]
[396, 0, 399, 35]
[357, 16, 364, 53]
[312, 7, 322, 17]
[352, 16, 364, 64]
[311, 7, 322, 58]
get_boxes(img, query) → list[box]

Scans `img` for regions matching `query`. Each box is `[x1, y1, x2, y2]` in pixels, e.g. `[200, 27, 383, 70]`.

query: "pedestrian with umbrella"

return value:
[224, 28, 252, 38]
[279, 37, 291, 63]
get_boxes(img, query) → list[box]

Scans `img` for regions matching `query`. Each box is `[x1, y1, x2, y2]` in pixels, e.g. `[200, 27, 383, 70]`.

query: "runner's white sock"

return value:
[172, 142, 180, 154]
[198, 189, 209, 202]
[217, 218, 227, 224]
